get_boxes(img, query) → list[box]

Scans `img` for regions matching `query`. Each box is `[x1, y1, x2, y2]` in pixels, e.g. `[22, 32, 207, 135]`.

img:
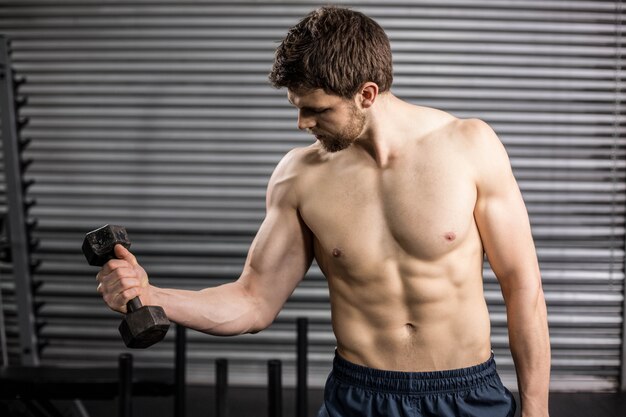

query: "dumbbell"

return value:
[82, 224, 170, 348]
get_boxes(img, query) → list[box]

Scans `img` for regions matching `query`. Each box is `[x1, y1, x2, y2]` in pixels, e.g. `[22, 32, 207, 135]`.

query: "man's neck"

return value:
[354, 93, 411, 168]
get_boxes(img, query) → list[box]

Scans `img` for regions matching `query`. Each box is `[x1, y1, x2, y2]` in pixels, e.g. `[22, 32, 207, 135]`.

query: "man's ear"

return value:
[358, 82, 379, 109]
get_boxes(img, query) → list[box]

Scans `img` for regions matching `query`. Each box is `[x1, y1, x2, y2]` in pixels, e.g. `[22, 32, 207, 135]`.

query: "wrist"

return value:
[520, 400, 549, 417]
[141, 284, 159, 306]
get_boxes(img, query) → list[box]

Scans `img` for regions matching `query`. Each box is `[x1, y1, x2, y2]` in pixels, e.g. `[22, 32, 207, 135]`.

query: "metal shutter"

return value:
[0, 0, 624, 391]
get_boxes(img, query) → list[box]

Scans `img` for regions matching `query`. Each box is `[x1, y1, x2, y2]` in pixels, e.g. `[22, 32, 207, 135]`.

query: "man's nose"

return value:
[297, 112, 316, 130]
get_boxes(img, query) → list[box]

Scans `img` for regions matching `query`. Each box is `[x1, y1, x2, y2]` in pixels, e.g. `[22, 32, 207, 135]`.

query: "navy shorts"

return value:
[318, 351, 516, 417]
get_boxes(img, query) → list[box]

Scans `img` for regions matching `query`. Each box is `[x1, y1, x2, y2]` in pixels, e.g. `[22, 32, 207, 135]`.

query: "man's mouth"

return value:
[309, 132, 324, 140]
[307, 129, 323, 139]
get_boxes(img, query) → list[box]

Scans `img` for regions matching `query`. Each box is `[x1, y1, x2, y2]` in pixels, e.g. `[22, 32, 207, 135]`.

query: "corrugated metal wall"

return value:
[0, 0, 624, 390]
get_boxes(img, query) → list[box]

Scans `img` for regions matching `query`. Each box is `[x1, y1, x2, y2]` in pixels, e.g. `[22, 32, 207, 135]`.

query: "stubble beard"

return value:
[318, 104, 367, 153]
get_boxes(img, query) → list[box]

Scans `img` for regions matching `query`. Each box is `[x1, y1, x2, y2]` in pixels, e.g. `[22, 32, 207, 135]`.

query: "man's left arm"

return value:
[468, 119, 551, 417]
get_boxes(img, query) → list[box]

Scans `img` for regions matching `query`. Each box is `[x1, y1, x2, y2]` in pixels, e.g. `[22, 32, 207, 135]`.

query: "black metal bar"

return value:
[118, 353, 133, 417]
[35, 399, 65, 417]
[0, 267, 8, 366]
[72, 399, 91, 417]
[268, 360, 282, 417]
[0, 36, 39, 366]
[0, 214, 7, 367]
[296, 317, 308, 417]
[23, 399, 53, 417]
[175, 324, 186, 417]
[215, 358, 228, 417]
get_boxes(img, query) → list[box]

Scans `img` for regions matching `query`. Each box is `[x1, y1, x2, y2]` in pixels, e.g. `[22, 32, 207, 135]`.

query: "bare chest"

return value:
[298, 154, 478, 268]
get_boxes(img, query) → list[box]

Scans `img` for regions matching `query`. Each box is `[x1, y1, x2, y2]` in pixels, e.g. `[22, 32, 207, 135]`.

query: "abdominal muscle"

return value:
[322, 249, 493, 373]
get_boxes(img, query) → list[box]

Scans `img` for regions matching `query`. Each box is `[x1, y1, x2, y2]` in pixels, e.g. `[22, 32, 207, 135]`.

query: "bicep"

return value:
[244, 203, 313, 287]
[471, 123, 541, 294]
[236, 153, 314, 324]
[475, 177, 539, 289]
[239, 205, 313, 325]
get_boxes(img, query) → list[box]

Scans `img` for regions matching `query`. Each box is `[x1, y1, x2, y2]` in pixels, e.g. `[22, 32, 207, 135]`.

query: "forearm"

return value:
[506, 286, 551, 416]
[148, 281, 266, 336]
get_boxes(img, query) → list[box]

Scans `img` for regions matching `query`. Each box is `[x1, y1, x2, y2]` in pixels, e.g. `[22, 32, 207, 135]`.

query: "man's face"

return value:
[287, 89, 366, 153]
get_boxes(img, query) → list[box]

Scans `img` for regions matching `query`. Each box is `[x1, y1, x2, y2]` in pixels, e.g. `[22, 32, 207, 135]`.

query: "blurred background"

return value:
[0, 0, 624, 415]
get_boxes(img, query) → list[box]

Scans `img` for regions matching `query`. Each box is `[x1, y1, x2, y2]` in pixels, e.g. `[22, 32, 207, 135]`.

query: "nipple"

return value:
[443, 232, 456, 242]
[332, 248, 342, 258]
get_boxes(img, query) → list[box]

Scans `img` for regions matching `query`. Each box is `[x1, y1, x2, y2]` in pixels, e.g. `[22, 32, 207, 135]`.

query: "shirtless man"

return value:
[96, 6, 550, 417]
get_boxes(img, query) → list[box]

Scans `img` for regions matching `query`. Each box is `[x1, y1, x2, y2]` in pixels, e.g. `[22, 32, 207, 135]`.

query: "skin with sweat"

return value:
[98, 86, 549, 414]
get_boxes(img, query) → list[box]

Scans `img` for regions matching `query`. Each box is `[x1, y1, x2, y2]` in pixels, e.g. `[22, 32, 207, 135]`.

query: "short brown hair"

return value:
[269, 6, 393, 98]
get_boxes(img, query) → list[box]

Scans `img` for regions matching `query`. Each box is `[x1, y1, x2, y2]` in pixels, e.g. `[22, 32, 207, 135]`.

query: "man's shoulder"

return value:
[405, 106, 496, 149]
[455, 117, 495, 136]
[417, 116, 509, 181]
[269, 144, 324, 189]
[425, 117, 503, 159]
[449, 118, 500, 148]
[276, 144, 326, 172]
[446, 118, 513, 190]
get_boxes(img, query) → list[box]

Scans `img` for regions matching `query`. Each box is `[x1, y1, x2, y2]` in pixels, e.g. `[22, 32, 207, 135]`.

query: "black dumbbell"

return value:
[82, 224, 170, 348]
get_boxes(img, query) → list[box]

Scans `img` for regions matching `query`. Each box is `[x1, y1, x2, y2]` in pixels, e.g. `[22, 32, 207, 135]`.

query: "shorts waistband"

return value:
[331, 351, 499, 395]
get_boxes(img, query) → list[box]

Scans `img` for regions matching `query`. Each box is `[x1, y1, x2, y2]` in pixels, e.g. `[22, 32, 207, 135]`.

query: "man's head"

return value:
[287, 88, 368, 153]
[269, 6, 393, 98]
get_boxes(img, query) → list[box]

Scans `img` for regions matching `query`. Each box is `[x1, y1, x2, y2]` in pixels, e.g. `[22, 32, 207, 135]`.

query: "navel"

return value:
[332, 248, 342, 258]
[443, 232, 456, 242]
[404, 323, 417, 334]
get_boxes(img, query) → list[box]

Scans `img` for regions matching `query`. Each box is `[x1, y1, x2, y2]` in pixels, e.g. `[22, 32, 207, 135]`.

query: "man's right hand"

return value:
[96, 244, 152, 314]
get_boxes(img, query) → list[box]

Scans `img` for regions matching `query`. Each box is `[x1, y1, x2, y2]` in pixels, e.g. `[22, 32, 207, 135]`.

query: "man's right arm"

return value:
[96, 149, 314, 336]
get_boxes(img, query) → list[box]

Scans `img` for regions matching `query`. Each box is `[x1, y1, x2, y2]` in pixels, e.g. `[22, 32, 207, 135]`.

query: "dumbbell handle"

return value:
[84, 225, 170, 349]
[109, 243, 145, 314]
[127, 297, 143, 313]
[83, 225, 143, 313]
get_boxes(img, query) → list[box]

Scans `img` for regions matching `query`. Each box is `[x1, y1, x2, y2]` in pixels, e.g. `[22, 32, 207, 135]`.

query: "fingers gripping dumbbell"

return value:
[82, 224, 170, 348]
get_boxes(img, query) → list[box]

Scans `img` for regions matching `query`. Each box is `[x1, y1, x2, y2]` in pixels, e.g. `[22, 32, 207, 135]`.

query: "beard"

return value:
[315, 103, 366, 153]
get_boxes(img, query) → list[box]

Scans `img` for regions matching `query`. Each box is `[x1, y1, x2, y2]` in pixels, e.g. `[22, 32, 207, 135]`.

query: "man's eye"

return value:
[301, 108, 328, 116]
